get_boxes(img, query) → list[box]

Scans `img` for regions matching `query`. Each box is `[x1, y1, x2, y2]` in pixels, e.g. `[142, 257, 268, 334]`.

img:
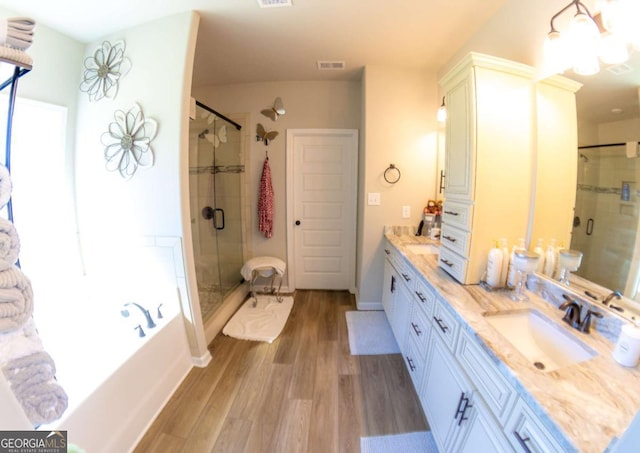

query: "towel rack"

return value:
[384, 163, 401, 184]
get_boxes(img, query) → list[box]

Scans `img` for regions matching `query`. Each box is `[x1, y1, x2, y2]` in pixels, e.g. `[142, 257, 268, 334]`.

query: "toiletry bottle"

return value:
[533, 239, 545, 273]
[543, 239, 557, 277]
[499, 238, 509, 287]
[486, 241, 503, 288]
[507, 238, 526, 288]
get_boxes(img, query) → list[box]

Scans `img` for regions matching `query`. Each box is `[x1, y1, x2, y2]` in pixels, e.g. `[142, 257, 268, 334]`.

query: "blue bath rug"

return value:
[345, 310, 400, 355]
[361, 431, 438, 453]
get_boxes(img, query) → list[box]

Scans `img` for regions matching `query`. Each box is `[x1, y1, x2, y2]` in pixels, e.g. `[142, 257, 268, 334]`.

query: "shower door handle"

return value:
[213, 208, 225, 230]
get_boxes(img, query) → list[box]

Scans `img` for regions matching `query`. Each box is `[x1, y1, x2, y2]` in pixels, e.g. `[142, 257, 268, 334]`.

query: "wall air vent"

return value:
[317, 61, 346, 70]
[257, 0, 293, 7]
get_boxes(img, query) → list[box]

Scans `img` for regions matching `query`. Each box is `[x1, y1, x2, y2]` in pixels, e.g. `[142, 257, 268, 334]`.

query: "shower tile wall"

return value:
[573, 147, 640, 292]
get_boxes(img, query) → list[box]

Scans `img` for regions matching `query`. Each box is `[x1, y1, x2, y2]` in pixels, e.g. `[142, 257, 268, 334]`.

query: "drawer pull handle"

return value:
[444, 210, 459, 216]
[415, 291, 426, 303]
[411, 322, 422, 336]
[454, 392, 473, 426]
[440, 259, 454, 268]
[384, 249, 390, 255]
[406, 356, 416, 372]
[443, 235, 457, 243]
[390, 275, 396, 294]
[433, 316, 449, 333]
[513, 431, 532, 453]
[401, 273, 411, 282]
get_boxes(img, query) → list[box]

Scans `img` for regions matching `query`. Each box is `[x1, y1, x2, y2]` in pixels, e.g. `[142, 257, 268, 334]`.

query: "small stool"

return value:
[240, 257, 286, 307]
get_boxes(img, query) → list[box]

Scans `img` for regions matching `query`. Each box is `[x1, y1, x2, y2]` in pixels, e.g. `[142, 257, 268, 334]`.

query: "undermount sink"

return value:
[484, 309, 598, 372]
[405, 243, 439, 255]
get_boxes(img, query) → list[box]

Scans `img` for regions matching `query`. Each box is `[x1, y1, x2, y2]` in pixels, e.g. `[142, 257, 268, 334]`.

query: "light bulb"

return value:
[568, 12, 601, 75]
[599, 31, 629, 65]
[543, 30, 571, 75]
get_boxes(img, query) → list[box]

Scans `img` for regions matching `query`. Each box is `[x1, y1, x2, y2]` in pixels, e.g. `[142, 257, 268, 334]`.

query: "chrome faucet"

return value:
[603, 290, 622, 306]
[121, 302, 156, 329]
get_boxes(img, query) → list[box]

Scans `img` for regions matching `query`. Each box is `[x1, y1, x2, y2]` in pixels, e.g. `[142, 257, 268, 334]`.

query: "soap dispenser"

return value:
[486, 241, 503, 288]
[499, 238, 509, 287]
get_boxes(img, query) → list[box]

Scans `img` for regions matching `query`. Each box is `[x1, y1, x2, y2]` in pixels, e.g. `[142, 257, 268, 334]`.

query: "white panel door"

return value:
[287, 129, 357, 290]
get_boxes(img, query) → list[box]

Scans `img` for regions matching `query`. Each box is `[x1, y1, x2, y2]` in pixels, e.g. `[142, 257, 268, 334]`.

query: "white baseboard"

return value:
[355, 300, 384, 311]
[191, 351, 212, 368]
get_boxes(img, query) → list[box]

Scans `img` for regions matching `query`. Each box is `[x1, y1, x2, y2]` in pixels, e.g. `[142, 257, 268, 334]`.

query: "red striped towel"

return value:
[258, 157, 274, 238]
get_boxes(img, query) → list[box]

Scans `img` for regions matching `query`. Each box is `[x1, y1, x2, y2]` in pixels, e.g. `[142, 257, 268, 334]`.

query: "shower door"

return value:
[189, 103, 244, 321]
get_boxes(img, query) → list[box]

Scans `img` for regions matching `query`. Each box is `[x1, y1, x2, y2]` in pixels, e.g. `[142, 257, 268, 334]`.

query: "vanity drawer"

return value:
[438, 246, 469, 284]
[440, 224, 471, 256]
[407, 299, 431, 359]
[431, 296, 459, 352]
[395, 256, 416, 289]
[505, 398, 566, 453]
[442, 200, 473, 231]
[456, 329, 517, 425]
[413, 278, 435, 318]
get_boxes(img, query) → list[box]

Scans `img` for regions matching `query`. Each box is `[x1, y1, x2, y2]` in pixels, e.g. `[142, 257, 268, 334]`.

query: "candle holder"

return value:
[557, 249, 583, 286]
[511, 251, 540, 302]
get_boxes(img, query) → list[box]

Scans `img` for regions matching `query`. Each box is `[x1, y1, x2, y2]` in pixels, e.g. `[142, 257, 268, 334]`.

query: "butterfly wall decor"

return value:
[256, 123, 278, 145]
[201, 124, 227, 147]
[260, 97, 286, 121]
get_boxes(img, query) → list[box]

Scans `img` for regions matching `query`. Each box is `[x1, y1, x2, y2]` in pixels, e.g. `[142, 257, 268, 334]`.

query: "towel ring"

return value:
[384, 164, 401, 184]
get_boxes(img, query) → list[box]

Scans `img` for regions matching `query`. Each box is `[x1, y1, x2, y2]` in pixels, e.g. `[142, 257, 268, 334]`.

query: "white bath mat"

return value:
[222, 295, 294, 343]
[361, 431, 438, 453]
[345, 310, 400, 355]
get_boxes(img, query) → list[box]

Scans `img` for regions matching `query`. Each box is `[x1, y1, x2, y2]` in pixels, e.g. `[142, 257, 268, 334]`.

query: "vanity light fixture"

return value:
[437, 97, 447, 123]
[543, 0, 640, 76]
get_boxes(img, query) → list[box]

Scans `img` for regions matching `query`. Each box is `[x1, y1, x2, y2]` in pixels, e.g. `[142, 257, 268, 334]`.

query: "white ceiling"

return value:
[0, 0, 638, 124]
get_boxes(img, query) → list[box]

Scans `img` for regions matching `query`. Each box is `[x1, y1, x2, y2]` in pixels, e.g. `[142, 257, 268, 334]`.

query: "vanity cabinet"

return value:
[421, 329, 511, 452]
[438, 53, 580, 284]
[439, 53, 535, 284]
[382, 243, 415, 353]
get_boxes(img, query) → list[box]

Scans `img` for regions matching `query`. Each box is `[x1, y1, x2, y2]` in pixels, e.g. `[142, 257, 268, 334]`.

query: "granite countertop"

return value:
[385, 232, 640, 453]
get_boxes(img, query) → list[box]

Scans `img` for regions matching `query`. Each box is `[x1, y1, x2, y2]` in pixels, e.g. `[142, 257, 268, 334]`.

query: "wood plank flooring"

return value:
[134, 290, 428, 453]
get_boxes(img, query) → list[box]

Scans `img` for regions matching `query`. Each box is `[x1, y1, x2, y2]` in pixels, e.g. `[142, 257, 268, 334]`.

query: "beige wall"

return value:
[192, 80, 362, 287]
[358, 65, 438, 306]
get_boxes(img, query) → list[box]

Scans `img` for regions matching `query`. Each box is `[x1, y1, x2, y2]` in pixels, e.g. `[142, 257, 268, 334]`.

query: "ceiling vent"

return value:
[317, 61, 346, 70]
[257, 0, 292, 7]
[606, 63, 633, 76]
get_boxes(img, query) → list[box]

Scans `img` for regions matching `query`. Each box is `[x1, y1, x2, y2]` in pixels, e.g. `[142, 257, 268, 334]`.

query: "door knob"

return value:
[295, 220, 301, 225]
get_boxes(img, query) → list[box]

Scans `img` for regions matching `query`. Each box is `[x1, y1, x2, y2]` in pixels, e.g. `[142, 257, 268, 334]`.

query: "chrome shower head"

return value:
[579, 153, 589, 163]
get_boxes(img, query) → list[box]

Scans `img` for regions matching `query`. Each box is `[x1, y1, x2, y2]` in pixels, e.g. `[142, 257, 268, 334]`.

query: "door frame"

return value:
[285, 128, 358, 292]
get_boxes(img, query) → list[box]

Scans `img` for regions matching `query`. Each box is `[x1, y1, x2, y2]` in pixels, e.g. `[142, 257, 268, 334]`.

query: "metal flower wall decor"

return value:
[101, 104, 158, 180]
[80, 40, 131, 102]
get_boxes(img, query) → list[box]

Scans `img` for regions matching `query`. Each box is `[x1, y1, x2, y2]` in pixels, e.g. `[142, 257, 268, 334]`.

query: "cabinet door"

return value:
[420, 332, 472, 451]
[391, 281, 413, 353]
[455, 396, 512, 453]
[444, 71, 475, 201]
[381, 258, 397, 318]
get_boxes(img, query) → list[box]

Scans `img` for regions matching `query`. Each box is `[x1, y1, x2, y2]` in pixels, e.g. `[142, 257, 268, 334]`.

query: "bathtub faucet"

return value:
[121, 302, 156, 329]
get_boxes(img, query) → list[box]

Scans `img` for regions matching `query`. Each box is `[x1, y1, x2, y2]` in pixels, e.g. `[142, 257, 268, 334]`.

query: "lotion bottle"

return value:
[543, 239, 557, 277]
[533, 239, 545, 273]
[499, 238, 509, 287]
[486, 241, 503, 288]
[507, 238, 526, 288]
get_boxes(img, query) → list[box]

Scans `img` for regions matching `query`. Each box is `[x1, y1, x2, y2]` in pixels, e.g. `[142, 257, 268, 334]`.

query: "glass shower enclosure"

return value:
[189, 101, 245, 321]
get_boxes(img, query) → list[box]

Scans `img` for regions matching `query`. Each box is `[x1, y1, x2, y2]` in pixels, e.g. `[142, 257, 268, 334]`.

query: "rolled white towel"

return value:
[0, 267, 34, 333]
[6, 18, 36, 33]
[0, 218, 20, 271]
[0, 19, 33, 50]
[0, 165, 11, 210]
[0, 318, 43, 364]
[2, 350, 67, 425]
[17, 380, 68, 426]
[241, 256, 286, 281]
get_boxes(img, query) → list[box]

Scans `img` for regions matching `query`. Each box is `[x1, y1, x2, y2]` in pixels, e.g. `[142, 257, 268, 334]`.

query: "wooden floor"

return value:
[134, 290, 428, 453]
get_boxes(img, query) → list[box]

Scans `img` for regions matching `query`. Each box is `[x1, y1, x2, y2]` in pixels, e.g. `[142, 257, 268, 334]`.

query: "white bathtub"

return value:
[34, 283, 193, 453]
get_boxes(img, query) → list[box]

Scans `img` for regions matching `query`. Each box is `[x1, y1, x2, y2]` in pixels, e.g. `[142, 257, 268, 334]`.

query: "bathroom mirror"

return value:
[535, 51, 640, 314]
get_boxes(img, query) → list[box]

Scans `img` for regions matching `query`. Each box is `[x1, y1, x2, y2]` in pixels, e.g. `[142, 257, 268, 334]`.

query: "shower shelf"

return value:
[189, 164, 245, 175]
